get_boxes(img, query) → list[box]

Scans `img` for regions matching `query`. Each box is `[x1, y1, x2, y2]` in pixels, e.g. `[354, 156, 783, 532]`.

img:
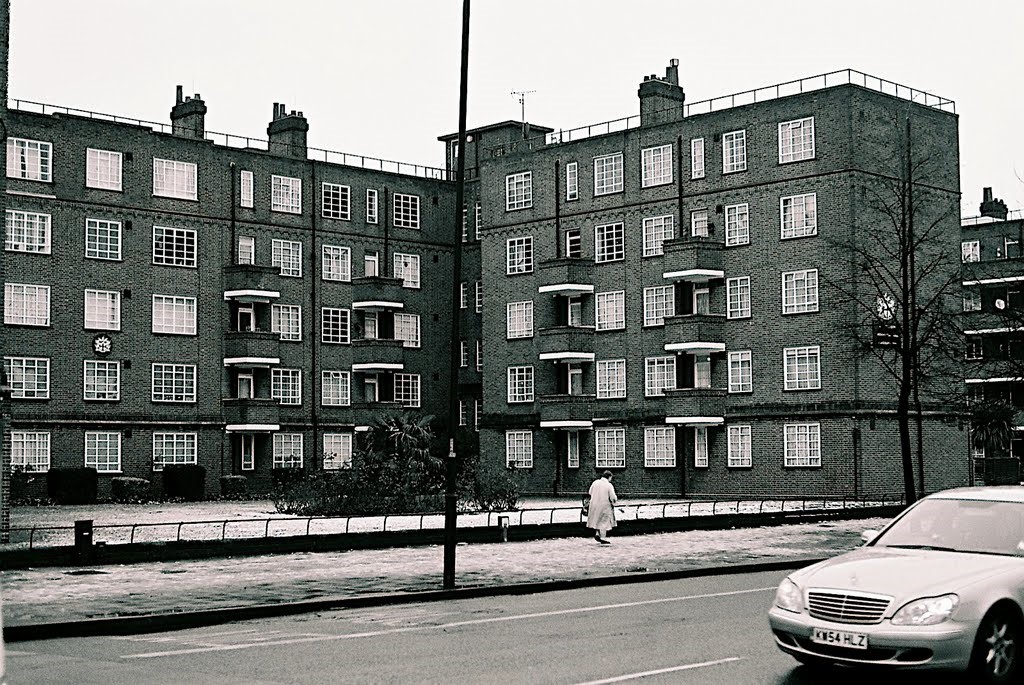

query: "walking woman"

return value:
[587, 470, 618, 544]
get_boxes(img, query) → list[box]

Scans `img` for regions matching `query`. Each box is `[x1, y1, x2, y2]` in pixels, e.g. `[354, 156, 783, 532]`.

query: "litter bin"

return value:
[74, 519, 94, 563]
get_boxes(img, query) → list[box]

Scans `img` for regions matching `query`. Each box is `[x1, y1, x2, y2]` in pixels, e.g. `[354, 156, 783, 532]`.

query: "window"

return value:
[85, 432, 121, 472]
[693, 286, 710, 315]
[152, 158, 197, 200]
[84, 289, 120, 330]
[566, 162, 579, 201]
[5, 210, 51, 253]
[474, 399, 481, 431]
[506, 430, 533, 468]
[324, 433, 353, 470]
[11, 431, 50, 471]
[475, 202, 482, 233]
[779, 117, 815, 163]
[567, 432, 580, 468]
[506, 236, 533, 274]
[86, 148, 123, 191]
[273, 433, 303, 469]
[643, 286, 674, 327]
[645, 356, 675, 396]
[152, 226, 197, 268]
[507, 366, 534, 403]
[596, 291, 625, 330]
[728, 425, 752, 467]
[272, 304, 302, 341]
[393, 252, 421, 288]
[722, 130, 746, 173]
[322, 245, 351, 282]
[593, 153, 624, 195]
[781, 193, 817, 239]
[366, 189, 379, 223]
[240, 170, 254, 207]
[238, 236, 254, 265]
[691, 138, 705, 179]
[642, 144, 673, 187]
[966, 336, 983, 360]
[475, 281, 483, 314]
[4, 357, 49, 398]
[321, 182, 351, 220]
[784, 346, 821, 390]
[7, 138, 52, 182]
[694, 354, 711, 389]
[153, 432, 197, 471]
[394, 373, 421, 407]
[271, 174, 302, 213]
[963, 290, 982, 312]
[506, 172, 533, 211]
[962, 240, 980, 263]
[476, 339, 483, 371]
[690, 210, 709, 237]
[506, 301, 534, 339]
[595, 428, 626, 468]
[565, 229, 582, 258]
[322, 370, 351, 406]
[364, 252, 379, 277]
[272, 239, 303, 277]
[462, 206, 469, 242]
[459, 400, 467, 426]
[152, 294, 196, 335]
[151, 363, 196, 402]
[645, 426, 676, 467]
[460, 340, 469, 368]
[395, 313, 420, 348]
[597, 359, 626, 398]
[85, 218, 121, 260]
[84, 359, 120, 401]
[785, 423, 821, 467]
[643, 215, 674, 256]
[728, 350, 752, 393]
[272, 368, 302, 405]
[727, 277, 751, 319]
[321, 307, 350, 344]
[393, 193, 420, 228]
[694, 427, 709, 468]
[5, 283, 49, 326]
[725, 203, 749, 246]
[460, 282, 468, 309]
[595, 222, 625, 263]
[782, 269, 819, 314]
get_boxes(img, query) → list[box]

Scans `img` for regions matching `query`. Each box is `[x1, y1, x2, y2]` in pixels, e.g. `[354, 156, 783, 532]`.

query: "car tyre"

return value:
[970, 606, 1023, 685]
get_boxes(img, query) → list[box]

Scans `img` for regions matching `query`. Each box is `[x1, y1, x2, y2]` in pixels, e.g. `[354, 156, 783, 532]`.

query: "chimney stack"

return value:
[638, 59, 685, 127]
[268, 102, 309, 159]
[170, 85, 207, 139]
[980, 187, 1009, 221]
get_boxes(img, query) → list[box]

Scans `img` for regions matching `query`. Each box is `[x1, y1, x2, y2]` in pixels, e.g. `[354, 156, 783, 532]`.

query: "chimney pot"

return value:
[195, 93, 201, 100]
[273, 102, 280, 119]
[984, 187, 994, 202]
[176, 85, 183, 104]
[670, 58, 679, 67]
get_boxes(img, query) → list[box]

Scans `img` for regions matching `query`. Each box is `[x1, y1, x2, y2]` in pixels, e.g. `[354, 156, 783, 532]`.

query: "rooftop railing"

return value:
[962, 210, 1024, 227]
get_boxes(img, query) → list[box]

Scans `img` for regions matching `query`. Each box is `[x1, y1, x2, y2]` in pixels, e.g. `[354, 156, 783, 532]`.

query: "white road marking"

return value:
[122, 586, 775, 660]
[573, 657, 742, 684]
[113, 628, 260, 642]
[6, 649, 37, 657]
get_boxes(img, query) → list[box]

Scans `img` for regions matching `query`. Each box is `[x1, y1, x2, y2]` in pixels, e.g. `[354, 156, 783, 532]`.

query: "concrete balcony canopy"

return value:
[352, 275, 406, 311]
[537, 257, 595, 296]
[223, 397, 281, 432]
[538, 393, 595, 429]
[352, 338, 405, 372]
[663, 388, 726, 426]
[538, 325, 596, 362]
[664, 314, 726, 355]
[662, 236, 724, 282]
[223, 331, 281, 367]
[224, 264, 281, 301]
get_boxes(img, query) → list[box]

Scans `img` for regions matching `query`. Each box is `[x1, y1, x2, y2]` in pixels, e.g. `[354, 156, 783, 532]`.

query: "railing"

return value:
[4, 495, 903, 550]
[962, 210, 1024, 227]
[6, 97, 449, 181]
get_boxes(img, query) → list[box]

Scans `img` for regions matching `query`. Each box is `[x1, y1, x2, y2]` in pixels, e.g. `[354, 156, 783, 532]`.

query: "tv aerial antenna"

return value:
[511, 90, 536, 137]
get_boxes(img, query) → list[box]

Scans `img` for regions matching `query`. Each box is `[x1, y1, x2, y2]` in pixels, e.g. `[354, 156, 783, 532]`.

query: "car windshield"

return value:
[873, 497, 1024, 556]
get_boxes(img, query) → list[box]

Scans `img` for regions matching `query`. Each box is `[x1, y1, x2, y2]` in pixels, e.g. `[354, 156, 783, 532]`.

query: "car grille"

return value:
[807, 590, 891, 624]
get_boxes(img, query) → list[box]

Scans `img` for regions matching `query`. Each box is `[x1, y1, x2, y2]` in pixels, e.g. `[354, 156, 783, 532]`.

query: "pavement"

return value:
[0, 514, 892, 639]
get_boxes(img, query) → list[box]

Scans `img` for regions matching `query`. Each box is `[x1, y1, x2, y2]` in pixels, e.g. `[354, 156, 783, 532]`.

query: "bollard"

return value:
[74, 519, 95, 564]
[498, 515, 510, 542]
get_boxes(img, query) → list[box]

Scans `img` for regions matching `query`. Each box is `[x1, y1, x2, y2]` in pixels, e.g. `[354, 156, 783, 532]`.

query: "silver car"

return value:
[768, 486, 1024, 683]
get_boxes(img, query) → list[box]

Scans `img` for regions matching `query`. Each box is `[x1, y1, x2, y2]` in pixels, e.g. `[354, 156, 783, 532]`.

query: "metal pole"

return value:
[444, 0, 471, 590]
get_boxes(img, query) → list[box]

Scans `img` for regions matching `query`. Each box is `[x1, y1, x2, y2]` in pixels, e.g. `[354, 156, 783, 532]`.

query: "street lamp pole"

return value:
[444, 0, 471, 590]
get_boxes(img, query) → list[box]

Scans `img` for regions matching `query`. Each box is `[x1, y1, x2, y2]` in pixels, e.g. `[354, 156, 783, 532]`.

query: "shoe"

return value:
[598, 538, 611, 545]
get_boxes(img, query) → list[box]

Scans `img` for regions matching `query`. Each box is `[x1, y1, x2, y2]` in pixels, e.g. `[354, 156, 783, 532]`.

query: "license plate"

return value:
[811, 628, 868, 650]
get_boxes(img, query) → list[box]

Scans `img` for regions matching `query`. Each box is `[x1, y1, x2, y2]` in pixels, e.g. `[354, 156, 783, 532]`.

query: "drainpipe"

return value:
[383, 186, 391, 277]
[310, 162, 320, 467]
[554, 160, 561, 259]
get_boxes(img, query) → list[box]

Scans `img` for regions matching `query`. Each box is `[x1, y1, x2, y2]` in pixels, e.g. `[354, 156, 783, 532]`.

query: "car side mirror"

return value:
[861, 529, 879, 545]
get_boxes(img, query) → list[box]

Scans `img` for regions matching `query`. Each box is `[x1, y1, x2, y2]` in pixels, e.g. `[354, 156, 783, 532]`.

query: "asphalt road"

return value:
[7, 570, 968, 684]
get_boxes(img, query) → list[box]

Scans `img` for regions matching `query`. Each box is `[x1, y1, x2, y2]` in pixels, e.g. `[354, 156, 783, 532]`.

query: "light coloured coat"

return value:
[587, 477, 618, 532]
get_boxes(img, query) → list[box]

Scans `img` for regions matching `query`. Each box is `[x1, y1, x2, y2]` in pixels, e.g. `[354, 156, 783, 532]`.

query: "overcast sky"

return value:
[8, 0, 1023, 216]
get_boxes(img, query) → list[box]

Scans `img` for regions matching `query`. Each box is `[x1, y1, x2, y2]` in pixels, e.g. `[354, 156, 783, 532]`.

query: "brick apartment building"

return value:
[1, 52, 972, 500]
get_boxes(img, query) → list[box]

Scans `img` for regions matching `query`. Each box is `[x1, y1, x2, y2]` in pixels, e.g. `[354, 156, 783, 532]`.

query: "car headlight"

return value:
[890, 593, 959, 625]
[774, 577, 804, 613]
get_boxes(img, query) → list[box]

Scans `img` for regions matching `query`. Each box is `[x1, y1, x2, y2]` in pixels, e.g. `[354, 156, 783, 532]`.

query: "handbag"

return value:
[581, 496, 590, 516]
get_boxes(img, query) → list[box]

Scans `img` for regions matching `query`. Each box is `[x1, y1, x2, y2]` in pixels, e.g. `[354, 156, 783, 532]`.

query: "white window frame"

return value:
[3, 357, 50, 399]
[322, 245, 351, 282]
[567, 432, 580, 468]
[321, 182, 351, 220]
[784, 345, 821, 391]
[641, 144, 673, 188]
[724, 203, 749, 246]
[644, 426, 676, 467]
[394, 373, 421, 408]
[722, 130, 747, 174]
[507, 365, 535, 403]
[272, 303, 303, 342]
[271, 174, 302, 214]
[323, 433, 353, 470]
[506, 236, 533, 275]
[728, 350, 752, 394]
[785, 423, 822, 467]
[5, 283, 50, 326]
[152, 294, 196, 335]
[780, 193, 817, 239]
[644, 356, 675, 397]
[85, 218, 122, 260]
[778, 117, 815, 164]
[152, 226, 197, 268]
[690, 138, 705, 179]
[595, 427, 626, 468]
[565, 229, 582, 258]
[475, 281, 483, 314]
[237, 235, 255, 265]
[151, 363, 196, 403]
[506, 301, 534, 339]
[963, 289, 982, 312]
[727, 425, 752, 468]
[690, 209, 709, 238]
[505, 171, 533, 211]
[593, 152, 624, 196]
[86, 148, 123, 191]
[84, 359, 120, 401]
[7, 137, 52, 182]
[506, 430, 533, 468]
[476, 339, 483, 371]
[566, 162, 579, 201]
[782, 269, 819, 314]
[460, 282, 468, 309]
[85, 432, 122, 473]
[962, 240, 980, 263]
[272, 238, 303, 277]
[152, 158, 197, 200]
[393, 193, 420, 229]
[152, 432, 197, 471]
[595, 222, 625, 263]
[642, 215, 674, 257]
[11, 431, 50, 471]
[273, 433, 304, 469]
[395, 313, 421, 348]
[272, 368, 302, 405]
[322, 370, 351, 406]
[726, 276, 751, 319]
[393, 252, 421, 289]
[84, 288, 120, 331]
[240, 169, 254, 208]
[596, 291, 625, 331]
[366, 189, 379, 224]
[596, 359, 626, 399]
[5, 209, 51, 253]
[694, 427, 709, 468]
[643, 286, 674, 327]
[321, 307, 351, 344]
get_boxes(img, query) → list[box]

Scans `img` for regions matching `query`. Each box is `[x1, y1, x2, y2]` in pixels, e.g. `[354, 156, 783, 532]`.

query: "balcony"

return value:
[351, 276, 406, 311]
[663, 388, 726, 426]
[664, 314, 726, 355]
[537, 258, 594, 295]
[352, 400, 405, 426]
[223, 397, 280, 431]
[961, 256, 1024, 284]
[352, 338, 405, 372]
[223, 331, 281, 366]
[538, 393, 596, 429]
[224, 264, 281, 301]
[662, 236, 724, 282]
[537, 326, 596, 362]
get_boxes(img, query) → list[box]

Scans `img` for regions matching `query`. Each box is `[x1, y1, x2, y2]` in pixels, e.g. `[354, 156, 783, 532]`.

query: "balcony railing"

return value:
[222, 397, 280, 427]
[538, 394, 596, 425]
[352, 338, 405, 370]
[537, 326, 595, 360]
[537, 258, 594, 294]
[351, 276, 406, 309]
[961, 257, 1024, 283]
[662, 237, 724, 280]
[352, 400, 405, 425]
[223, 330, 281, 362]
[224, 264, 281, 295]
[663, 388, 727, 423]
[664, 314, 726, 352]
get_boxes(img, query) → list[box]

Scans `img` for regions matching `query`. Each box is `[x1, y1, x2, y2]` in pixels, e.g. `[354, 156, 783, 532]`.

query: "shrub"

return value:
[468, 460, 522, 512]
[220, 474, 248, 499]
[162, 464, 207, 501]
[46, 467, 99, 505]
[271, 467, 306, 493]
[111, 477, 151, 503]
